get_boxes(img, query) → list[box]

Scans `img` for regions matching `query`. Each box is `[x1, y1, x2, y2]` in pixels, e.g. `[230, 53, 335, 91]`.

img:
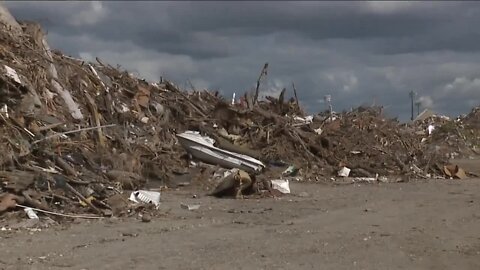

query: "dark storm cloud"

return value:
[7, 1, 468, 56]
[4, 1, 480, 120]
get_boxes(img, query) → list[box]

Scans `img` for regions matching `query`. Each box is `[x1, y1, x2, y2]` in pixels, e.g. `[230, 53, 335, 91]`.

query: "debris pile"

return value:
[0, 9, 477, 222]
[428, 106, 480, 159]
[307, 107, 451, 180]
[0, 19, 208, 220]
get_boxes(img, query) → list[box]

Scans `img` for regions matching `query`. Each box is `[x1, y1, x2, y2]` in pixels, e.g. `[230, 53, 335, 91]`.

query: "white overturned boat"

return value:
[176, 131, 265, 173]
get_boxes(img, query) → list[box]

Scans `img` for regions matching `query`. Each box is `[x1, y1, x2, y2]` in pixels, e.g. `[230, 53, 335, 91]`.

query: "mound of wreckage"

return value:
[416, 107, 480, 160]
[0, 10, 478, 225]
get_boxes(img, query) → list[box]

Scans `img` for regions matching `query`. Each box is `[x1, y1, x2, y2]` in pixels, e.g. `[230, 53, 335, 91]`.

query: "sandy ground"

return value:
[0, 178, 479, 270]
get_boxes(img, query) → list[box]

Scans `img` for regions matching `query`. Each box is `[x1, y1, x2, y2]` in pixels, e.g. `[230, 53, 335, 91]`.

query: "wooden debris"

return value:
[0, 3, 476, 222]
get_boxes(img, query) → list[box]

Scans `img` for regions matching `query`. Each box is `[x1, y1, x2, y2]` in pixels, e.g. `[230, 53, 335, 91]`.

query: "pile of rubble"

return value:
[412, 107, 480, 160]
[0, 9, 476, 223]
[310, 107, 439, 178]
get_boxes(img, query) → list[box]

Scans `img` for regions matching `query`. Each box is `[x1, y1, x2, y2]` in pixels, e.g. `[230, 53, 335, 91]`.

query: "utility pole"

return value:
[415, 101, 421, 116]
[324, 94, 332, 119]
[409, 90, 416, 121]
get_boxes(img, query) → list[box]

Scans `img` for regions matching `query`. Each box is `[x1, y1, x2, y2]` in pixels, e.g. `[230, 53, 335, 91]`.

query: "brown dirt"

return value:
[1, 179, 479, 270]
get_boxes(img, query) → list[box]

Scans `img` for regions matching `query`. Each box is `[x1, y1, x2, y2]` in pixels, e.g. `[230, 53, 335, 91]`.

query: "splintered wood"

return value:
[0, 4, 476, 219]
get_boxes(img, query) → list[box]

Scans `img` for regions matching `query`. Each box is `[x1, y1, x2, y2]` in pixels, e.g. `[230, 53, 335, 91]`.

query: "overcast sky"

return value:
[4, 1, 480, 120]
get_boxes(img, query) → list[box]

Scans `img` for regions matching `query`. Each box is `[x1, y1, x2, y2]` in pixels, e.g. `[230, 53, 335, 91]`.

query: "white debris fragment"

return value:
[24, 208, 39, 219]
[129, 190, 161, 208]
[119, 103, 130, 113]
[0, 104, 8, 118]
[427, 125, 435, 135]
[140, 117, 149, 124]
[271, 179, 290, 194]
[4, 65, 22, 84]
[293, 115, 313, 124]
[180, 203, 200, 211]
[338, 167, 351, 177]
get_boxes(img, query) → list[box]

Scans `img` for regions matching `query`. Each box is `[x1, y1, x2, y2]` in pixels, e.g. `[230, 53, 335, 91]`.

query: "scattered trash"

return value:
[140, 117, 149, 124]
[352, 177, 377, 183]
[15, 204, 104, 219]
[181, 203, 201, 211]
[443, 164, 467, 179]
[0, 104, 8, 118]
[293, 115, 313, 125]
[271, 179, 290, 194]
[378, 176, 389, 183]
[210, 169, 253, 198]
[129, 191, 161, 207]
[282, 165, 299, 176]
[338, 167, 351, 177]
[24, 207, 39, 219]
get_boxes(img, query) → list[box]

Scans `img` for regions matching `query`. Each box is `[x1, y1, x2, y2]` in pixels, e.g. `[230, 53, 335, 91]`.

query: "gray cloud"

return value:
[4, 1, 480, 120]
